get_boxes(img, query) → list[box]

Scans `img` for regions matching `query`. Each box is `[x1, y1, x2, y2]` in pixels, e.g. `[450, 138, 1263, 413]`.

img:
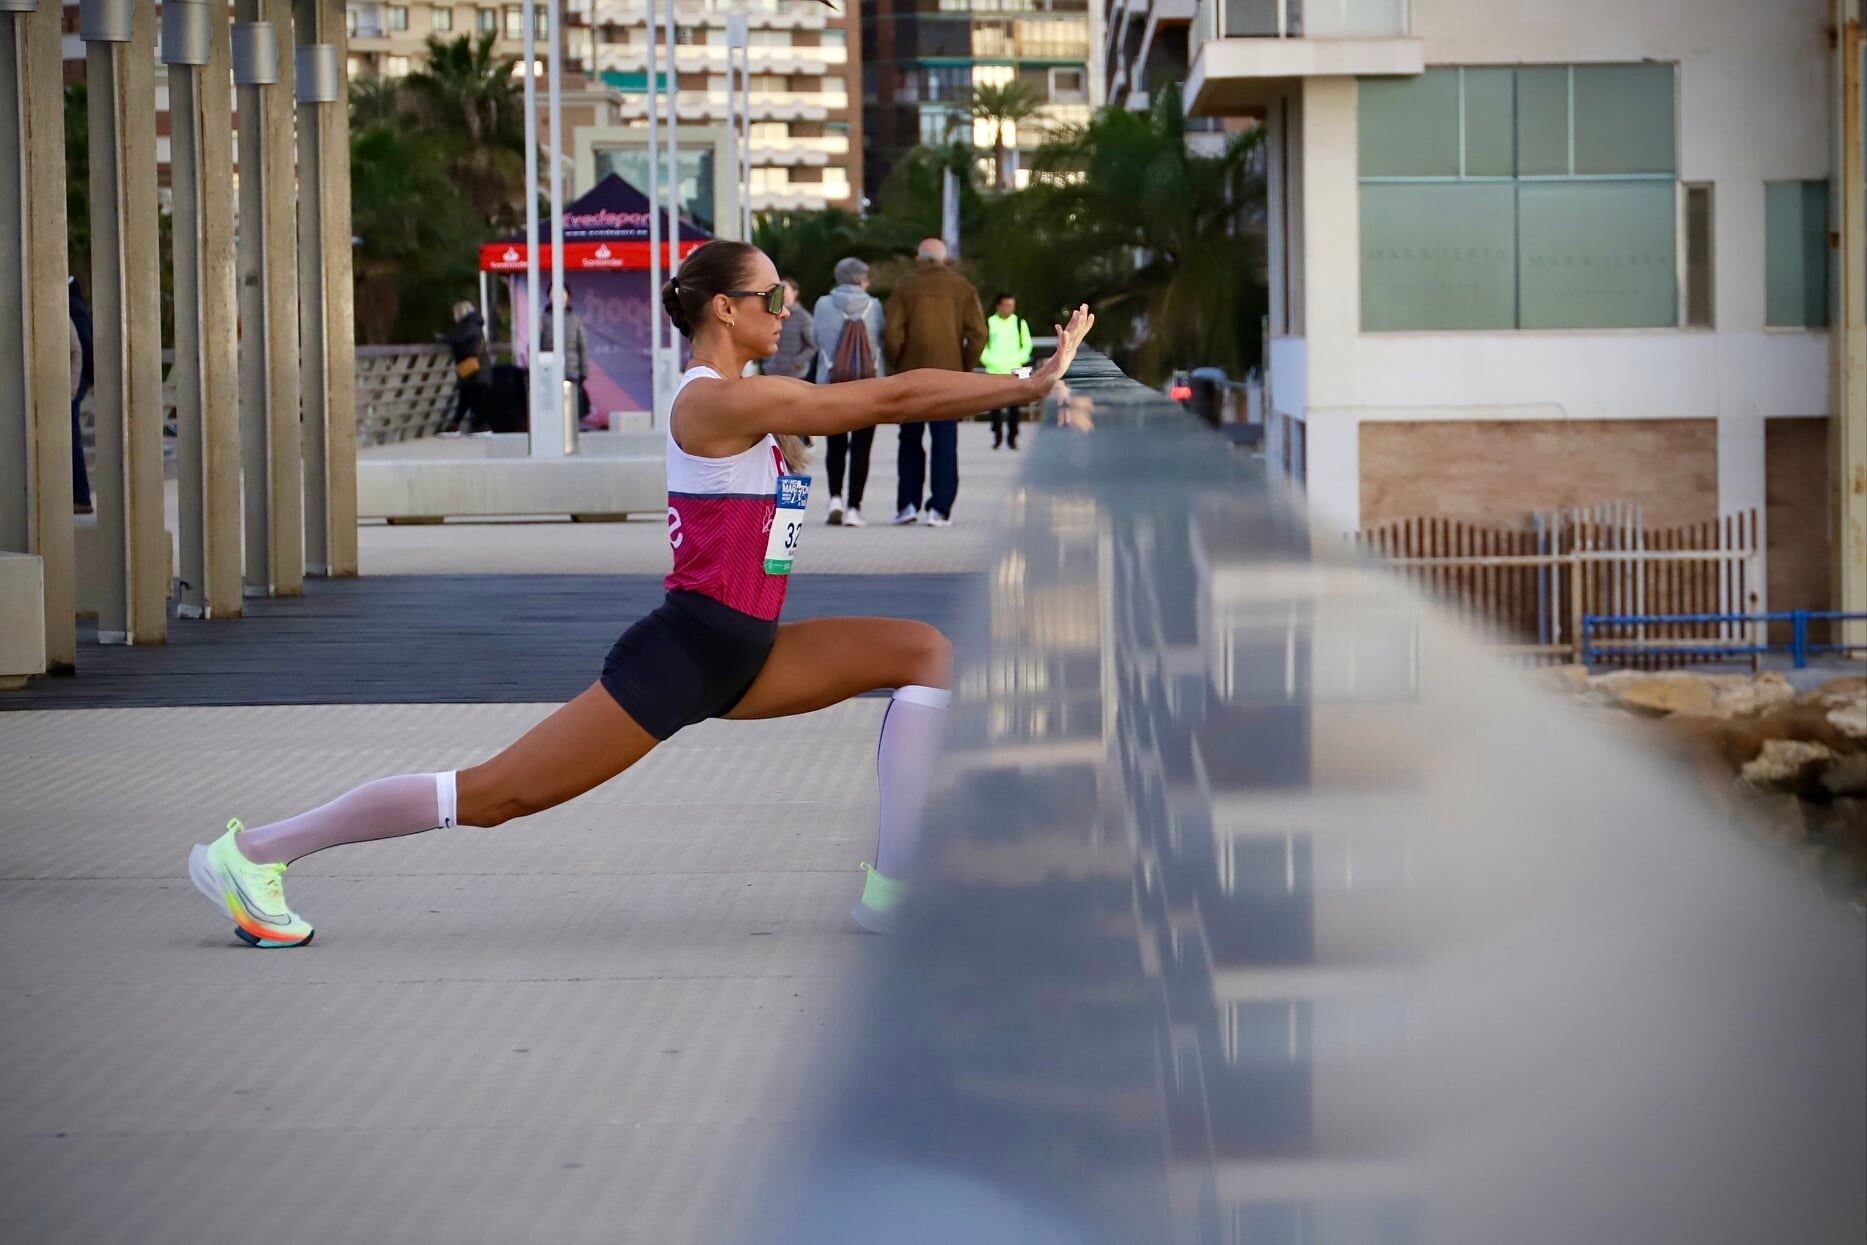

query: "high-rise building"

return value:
[862, 0, 1104, 202]
[347, 0, 863, 214]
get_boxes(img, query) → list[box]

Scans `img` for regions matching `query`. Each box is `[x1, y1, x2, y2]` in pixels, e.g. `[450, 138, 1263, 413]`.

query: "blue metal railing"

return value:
[1583, 610, 1867, 668]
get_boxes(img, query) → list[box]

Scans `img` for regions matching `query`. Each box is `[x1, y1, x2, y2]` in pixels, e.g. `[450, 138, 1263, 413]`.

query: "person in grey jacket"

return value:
[811, 257, 886, 526]
[764, 277, 817, 380]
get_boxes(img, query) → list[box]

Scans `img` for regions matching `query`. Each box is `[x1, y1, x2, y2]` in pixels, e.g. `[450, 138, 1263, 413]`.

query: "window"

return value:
[1050, 67, 1086, 103]
[1684, 184, 1713, 328]
[384, 54, 411, 77]
[750, 29, 789, 46]
[431, 5, 453, 29]
[750, 74, 788, 92]
[388, 5, 409, 30]
[1359, 64, 1680, 332]
[1765, 181, 1830, 328]
[504, 7, 521, 37]
[749, 122, 789, 143]
[821, 28, 845, 49]
[476, 7, 496, 32]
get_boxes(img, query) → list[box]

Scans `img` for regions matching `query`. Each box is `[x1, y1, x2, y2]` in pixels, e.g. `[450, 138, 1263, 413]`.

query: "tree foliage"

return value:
[348, 34, 528, 341]
[754, 88, 1266, 384]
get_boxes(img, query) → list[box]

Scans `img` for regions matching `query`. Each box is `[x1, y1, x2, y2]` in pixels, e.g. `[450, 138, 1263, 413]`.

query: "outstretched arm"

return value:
[679, 306, 1095, 451]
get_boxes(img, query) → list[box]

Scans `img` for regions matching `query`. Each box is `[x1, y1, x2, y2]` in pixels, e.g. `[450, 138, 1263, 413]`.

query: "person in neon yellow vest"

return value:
[981, 293, 1034, 450]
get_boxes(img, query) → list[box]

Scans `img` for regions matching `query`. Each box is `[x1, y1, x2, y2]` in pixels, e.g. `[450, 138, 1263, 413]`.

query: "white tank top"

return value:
[664, 366, 790, 621]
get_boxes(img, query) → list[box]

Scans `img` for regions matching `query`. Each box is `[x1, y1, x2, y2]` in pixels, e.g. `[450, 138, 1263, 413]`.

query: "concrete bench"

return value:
[357, 431, 666, 522]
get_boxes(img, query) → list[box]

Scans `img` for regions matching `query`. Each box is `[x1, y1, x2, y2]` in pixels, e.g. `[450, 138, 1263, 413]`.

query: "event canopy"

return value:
[478, 173, 710, 274]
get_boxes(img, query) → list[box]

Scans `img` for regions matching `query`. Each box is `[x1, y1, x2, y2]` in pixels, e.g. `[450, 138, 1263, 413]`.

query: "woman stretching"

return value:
[188, 240, 1094, 944]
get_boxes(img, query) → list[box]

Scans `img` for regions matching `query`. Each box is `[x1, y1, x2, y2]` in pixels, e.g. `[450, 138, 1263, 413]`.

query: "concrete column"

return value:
[83, 0, 166, 645]
[235, 0, 303, 597]
[294, 0, 357, 578]
[0, 0, 76, 673]
[167, 0, 242, 619]
[1836, 1, 1866, 646]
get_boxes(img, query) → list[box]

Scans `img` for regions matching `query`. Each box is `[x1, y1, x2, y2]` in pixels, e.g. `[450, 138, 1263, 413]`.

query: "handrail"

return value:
[1197, 0, 1411, 41]
[1585, 610, 1867, 669]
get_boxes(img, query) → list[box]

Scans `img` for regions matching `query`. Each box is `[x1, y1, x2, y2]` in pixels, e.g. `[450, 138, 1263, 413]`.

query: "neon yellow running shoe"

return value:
[850, 862, 908, 935]
[187, 819, 315, 948]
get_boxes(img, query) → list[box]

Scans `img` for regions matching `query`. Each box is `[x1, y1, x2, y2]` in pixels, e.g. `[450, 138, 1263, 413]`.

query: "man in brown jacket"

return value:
[883, 238, 988, 526]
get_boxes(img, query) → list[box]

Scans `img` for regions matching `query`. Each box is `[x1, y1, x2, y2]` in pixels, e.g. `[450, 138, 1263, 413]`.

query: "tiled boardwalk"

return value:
[0, 420, 1026, 1243]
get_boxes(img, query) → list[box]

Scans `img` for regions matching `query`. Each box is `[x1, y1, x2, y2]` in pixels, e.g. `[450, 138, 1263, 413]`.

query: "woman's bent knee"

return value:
[903, 624, 953, 689]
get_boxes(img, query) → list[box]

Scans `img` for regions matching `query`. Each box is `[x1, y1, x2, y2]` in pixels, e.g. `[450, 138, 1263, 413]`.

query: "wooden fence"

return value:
[1358, 503, 1761, 667]
[354, 345, 459, 444]
[84, 344, 460, 462]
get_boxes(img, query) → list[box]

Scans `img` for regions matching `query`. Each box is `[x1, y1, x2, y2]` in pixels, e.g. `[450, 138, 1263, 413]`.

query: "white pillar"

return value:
[547, 0, 570, 455]
[0, 0, 76, 671]
[235, 1, 304, 598]
[645, 0, 661, 423]
[166, 0, 242, 619]
[83, 0, 166, 644]
[522, 0, 543, 455]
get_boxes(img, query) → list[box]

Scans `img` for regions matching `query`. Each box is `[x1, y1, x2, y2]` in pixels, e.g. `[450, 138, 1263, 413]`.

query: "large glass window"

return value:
[1360, 64, 1680, 332]
[1765, 180, 1830, 328]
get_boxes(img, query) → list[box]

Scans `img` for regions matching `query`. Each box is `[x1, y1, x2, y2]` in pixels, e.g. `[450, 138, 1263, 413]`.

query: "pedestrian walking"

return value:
[540, 283, 592, 427]
[982, 293, 1034, 450]
[883, 238, 987, 527]
[812, 257, 885, 527]
[445, 300, 493, 433]
[185, 238, 1094, 944]
[764, 277, 817, 381]
[68, 278, 94, 514]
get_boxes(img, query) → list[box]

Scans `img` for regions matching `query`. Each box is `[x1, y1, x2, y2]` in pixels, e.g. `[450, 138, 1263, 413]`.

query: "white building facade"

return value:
[1185, 0, 1862, 630]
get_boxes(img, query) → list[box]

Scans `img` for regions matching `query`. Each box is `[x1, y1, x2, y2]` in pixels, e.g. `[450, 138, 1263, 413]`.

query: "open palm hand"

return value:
[1030, 304, 1096, 394]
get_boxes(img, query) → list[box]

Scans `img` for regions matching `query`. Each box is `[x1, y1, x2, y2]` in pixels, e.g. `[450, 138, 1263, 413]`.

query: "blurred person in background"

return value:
[444, 300, 492, 434]
[813, 257, 885, 526]
[766, 277, 818, 381]
[981, 292, 1034, 450]
[884, 238, 987, 527]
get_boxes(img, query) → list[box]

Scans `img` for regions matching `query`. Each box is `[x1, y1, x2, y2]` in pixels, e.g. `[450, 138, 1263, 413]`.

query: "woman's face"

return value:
[715, 250, 786, 360]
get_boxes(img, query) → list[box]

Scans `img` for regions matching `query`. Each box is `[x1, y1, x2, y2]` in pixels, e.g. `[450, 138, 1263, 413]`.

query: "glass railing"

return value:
[1198, 0, 1409, 41]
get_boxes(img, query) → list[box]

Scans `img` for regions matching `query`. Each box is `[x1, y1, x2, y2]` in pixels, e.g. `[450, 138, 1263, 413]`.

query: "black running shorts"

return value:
[600, 590, 780, 740]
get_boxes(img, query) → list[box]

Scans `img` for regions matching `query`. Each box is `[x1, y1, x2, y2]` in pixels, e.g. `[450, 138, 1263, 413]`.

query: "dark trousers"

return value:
[71, 393, 91, 507]
[897, 419, 958, 518]
[826, 426, 874, 508]
[991, 405, 1023, 446]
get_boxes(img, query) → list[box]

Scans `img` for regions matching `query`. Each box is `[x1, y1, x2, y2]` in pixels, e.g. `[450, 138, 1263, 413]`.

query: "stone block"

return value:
[0, 553, 48, 689]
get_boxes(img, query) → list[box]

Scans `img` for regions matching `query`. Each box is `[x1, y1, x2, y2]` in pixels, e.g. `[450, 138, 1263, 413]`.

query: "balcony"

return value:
[1186, 0, 1422, 115]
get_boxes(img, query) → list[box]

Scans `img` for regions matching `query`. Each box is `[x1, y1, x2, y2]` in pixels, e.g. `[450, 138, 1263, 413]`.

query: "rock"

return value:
[1799, 676, 1867, 711]
[1710, 672, 1797, 718]
[1820, 753, 1867, 800]
[1588, 671, 1722, 717]
[1740, 739, 1834, 792]
[1829, 701, 1867, 741]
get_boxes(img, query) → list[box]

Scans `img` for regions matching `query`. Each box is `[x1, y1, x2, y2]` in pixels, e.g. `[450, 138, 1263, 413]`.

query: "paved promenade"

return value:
[0, 422, 1025, 1243]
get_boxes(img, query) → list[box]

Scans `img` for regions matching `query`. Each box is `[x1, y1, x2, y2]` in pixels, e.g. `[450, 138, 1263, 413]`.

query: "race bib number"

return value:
[763, 475, 810, 575]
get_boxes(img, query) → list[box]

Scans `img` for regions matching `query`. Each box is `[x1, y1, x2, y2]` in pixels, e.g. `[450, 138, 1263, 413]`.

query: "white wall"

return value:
[1290, 0, 1834, 535]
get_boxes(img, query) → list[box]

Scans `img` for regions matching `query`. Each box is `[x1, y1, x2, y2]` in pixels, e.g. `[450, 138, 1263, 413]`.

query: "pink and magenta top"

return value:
[665, 366, 791, 622]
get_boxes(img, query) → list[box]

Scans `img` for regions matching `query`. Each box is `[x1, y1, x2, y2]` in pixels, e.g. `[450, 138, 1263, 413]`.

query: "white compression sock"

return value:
[873, 686, 950, 878]
[237, 772, 459, 865]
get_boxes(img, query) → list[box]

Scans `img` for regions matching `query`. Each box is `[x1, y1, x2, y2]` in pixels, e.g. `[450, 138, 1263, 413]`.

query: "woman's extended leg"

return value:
[189, 685, 658, 946]
[726, 617, 953, 931]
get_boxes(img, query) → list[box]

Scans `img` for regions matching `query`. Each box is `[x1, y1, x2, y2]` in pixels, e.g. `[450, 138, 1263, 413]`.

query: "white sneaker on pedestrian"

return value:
[843, 506, 866, 527]
[892, 506, 920, 526]
[827, 495, 845, 526]
[926, 511, 952, 528]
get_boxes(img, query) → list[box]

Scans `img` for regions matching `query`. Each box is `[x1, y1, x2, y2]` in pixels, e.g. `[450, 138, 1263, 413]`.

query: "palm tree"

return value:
[401, 32, 526, 229]
[1011, 87, 1267, 381]
[967, 81, 1046, 190]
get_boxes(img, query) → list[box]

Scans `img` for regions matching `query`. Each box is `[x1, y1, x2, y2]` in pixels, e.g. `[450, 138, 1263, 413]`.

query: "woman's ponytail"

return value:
[661, 278, 692, 338]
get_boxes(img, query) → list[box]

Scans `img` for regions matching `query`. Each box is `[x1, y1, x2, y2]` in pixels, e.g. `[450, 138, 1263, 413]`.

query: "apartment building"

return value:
[1179, 0, 1863, 636]
[1105, 0, 1192, 110]
[584, 0, 862, 212]
[862, 0, 1103, 199]
[347, 0, 862, 212]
